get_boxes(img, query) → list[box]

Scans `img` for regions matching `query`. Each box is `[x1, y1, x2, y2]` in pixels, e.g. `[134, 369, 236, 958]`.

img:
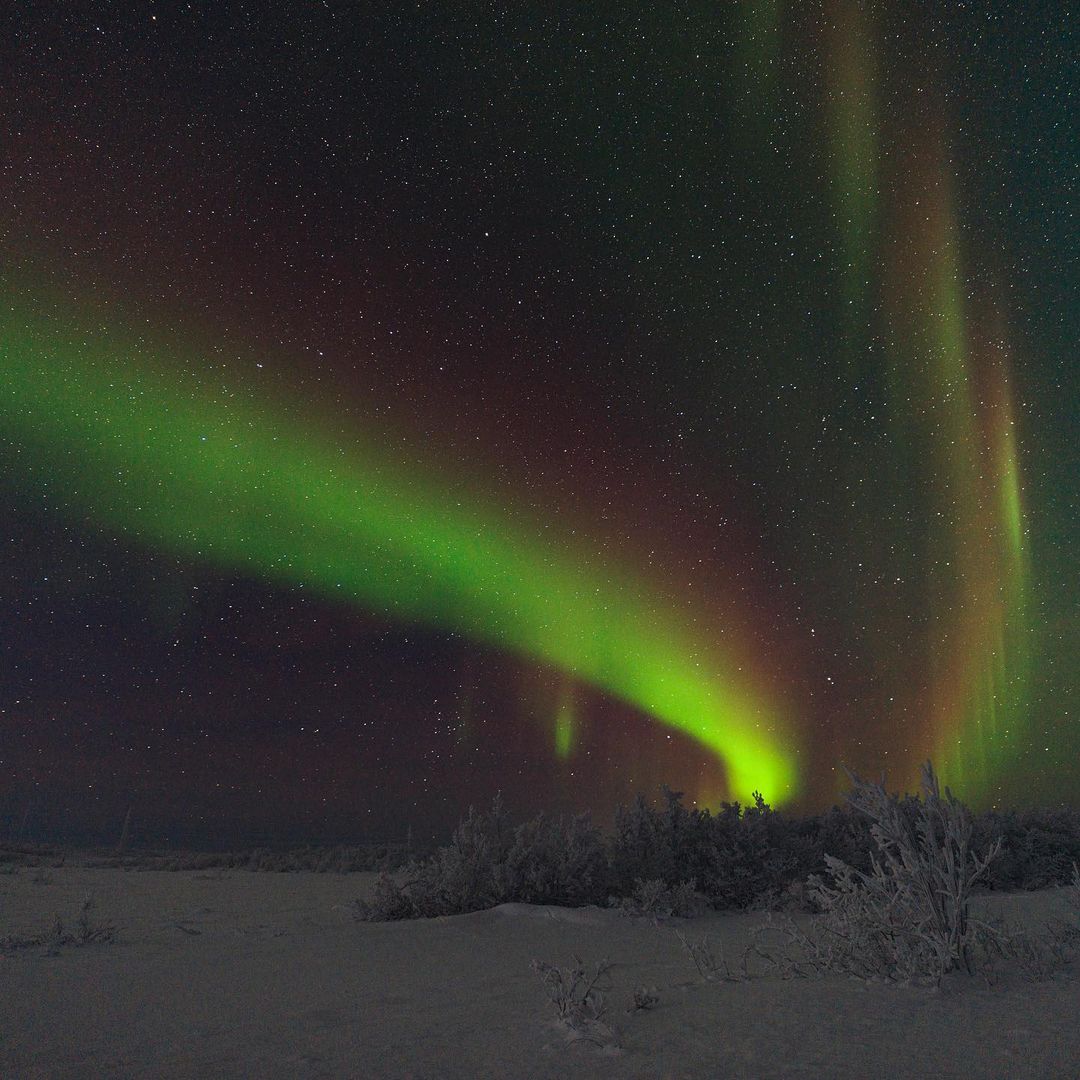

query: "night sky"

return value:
[2, 3, 1076, 848]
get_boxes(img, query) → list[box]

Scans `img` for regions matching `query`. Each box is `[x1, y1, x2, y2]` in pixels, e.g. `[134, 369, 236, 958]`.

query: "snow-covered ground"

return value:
[3, 868, 1078, 1078]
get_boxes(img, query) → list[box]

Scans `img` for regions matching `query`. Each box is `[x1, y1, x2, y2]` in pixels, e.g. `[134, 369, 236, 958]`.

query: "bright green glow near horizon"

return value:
[0, 296, 799, 804]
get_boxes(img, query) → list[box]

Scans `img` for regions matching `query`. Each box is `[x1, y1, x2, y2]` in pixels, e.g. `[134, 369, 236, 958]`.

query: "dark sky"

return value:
[1, 2, 1076, 848]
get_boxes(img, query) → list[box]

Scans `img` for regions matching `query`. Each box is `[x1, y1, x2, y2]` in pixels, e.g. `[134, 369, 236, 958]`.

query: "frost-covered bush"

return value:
[702, 793, 818, 910]
[974, 807, 1080, 891]
[607, 785, 816, 911]
[495, 811, 609, 906]
[807, 803, 877, 877]
[610, 877, 706, 919]
[352, 768, 1080, 925]
[608, 789, 681, 889]
[798, 762, 1002, 985]
[353, 795, 610, 920]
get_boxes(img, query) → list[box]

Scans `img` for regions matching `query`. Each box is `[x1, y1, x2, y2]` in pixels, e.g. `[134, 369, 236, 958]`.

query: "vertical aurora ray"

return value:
[963, 300, 1032, 785]
[822, 0, 879, 357]
[0, 286, 799, 804]
[553, 679, 576, 760]
[880, 113, 1031, 799]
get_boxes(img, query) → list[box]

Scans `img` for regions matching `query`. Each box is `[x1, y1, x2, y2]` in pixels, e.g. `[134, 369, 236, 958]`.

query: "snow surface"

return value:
[2, 868, 1078, 1078]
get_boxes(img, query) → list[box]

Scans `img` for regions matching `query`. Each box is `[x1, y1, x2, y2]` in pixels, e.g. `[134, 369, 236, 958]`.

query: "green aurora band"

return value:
[0, 288, 799, 805]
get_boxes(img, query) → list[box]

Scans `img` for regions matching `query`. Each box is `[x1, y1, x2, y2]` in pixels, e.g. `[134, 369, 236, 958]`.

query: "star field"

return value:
[1, 3, 1075, 847]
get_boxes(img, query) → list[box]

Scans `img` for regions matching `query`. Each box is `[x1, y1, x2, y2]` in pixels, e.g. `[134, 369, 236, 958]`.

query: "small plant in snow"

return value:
[530, 955, 620, 1047]
[74, 897, 116, 944]
[1, 896, 116, 954]
[626, 985, 659, 1012]
[674, 928, 746, 982]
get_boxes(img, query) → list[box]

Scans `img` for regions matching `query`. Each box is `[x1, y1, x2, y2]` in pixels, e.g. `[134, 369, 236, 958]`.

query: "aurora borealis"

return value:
[3, 282, 797, 805]
[2, 4, 1075, 846]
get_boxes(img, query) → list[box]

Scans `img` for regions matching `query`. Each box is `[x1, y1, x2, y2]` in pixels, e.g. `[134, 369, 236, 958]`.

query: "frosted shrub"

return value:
[354, 795, 610, 919]
[353, 766, 1080, 927]
[494, 811, 609, 906]
[611, 877, 706, 920]
[800, 761, 1002, 985]
[609, 791, 679, 889]
[352, 798, 510, 920]
[608, 785, 816, 911]
[974, 808, 1080, 891]
[424, 796, 513, 913]
[809, 803, 877, 877]
[352, 870, 418, 921]
[705, 793, 810, 910]
[530, 955, 620, 1047]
